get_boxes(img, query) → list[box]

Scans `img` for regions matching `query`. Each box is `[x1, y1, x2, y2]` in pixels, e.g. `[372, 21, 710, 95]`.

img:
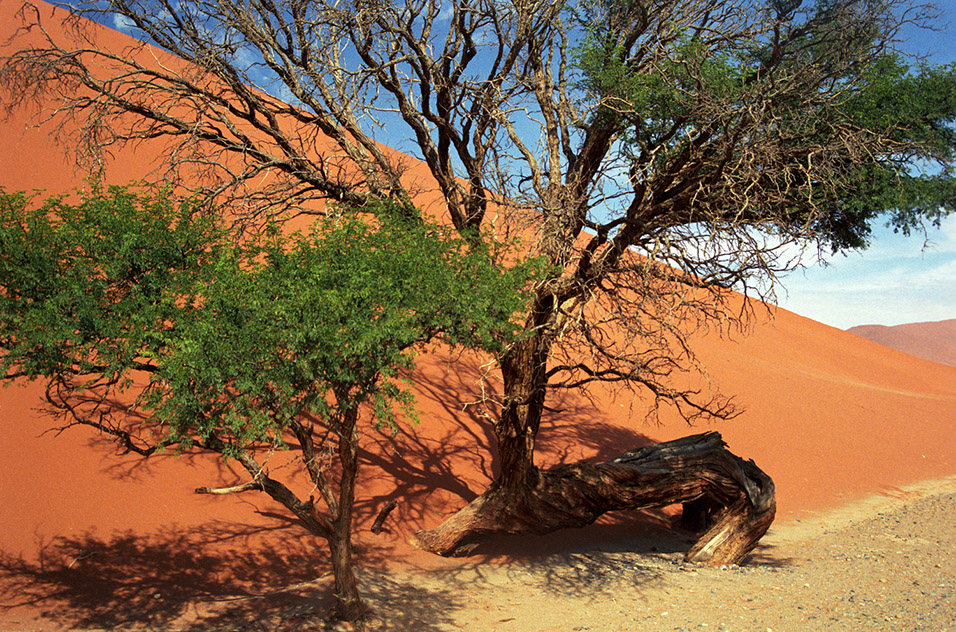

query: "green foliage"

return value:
[571, 0, 956, 253]
[768, 55, 956, 250]
[0, 186, 538, 452]
[837, 58, 956, 239]
[0, 186, 223, 381]
[575, 28, 748, 141]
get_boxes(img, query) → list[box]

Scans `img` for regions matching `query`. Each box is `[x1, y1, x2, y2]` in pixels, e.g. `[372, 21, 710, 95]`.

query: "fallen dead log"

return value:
[412, 431, 775, 566]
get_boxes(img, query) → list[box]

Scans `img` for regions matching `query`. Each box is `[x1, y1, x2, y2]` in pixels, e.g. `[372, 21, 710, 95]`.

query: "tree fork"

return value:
[412, 432, 775, 565]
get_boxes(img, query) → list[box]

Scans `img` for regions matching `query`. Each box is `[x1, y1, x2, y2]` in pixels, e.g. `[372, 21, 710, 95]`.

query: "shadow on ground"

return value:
[471, 509, 691, 599]
[2, 352, 763, 630]
[0, 521, 467, 631]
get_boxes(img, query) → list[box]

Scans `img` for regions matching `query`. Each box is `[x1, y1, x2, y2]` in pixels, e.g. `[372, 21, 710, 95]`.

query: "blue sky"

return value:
[775, 0, 956, 328]
[776, 214, 956, 328]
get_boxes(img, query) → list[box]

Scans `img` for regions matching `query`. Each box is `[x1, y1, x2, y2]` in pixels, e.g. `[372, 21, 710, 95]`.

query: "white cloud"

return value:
[438, 2, 454, 23]
[111, 13, 136, 33]
[932, 215, 956, 253]
[775, 215, 956, 328]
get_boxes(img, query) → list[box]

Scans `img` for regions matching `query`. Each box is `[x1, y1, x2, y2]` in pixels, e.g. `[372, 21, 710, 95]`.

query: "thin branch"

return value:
[195, 480, 261, 495]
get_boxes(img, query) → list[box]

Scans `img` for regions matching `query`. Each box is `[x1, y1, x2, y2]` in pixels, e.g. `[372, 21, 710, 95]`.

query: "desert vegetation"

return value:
[0, 186, 537, 619]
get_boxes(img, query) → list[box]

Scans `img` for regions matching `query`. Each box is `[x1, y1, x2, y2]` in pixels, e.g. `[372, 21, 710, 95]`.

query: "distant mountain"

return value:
[847, 319, 956, 367]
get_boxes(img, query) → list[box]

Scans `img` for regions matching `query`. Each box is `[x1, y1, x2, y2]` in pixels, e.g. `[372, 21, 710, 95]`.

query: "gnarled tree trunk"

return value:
[413, 432, 775, 566]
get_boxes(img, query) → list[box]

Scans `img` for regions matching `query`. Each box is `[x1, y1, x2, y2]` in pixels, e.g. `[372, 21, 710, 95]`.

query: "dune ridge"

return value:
[847, 318, 956, 367]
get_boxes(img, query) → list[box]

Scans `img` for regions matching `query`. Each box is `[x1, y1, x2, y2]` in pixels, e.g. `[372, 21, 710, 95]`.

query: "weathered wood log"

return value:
[412, 432, 775, 566]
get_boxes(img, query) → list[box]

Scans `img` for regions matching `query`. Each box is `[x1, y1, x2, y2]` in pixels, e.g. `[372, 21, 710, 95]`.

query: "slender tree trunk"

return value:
[327, 529, 368, 622]
[200, 435, 371, 622]
[327, 407, 369, 622]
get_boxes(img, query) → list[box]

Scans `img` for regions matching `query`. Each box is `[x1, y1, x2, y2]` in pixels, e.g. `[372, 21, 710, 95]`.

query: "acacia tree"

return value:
[2, 0, 955, 563]
[0, 185, 535, 622]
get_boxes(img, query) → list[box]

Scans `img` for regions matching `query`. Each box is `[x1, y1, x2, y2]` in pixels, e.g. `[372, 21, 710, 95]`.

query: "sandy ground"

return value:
[3, 478, 954, 632]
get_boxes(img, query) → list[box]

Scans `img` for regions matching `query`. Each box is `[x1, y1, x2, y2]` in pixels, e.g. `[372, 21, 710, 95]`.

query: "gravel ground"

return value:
[2, 485, 954, 632]
[361, 487, 956, 632]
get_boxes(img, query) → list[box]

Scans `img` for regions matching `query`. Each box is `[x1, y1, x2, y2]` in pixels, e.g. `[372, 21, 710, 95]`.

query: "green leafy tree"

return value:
[0, 185, 537, 622]
[2, 0, 955, 566]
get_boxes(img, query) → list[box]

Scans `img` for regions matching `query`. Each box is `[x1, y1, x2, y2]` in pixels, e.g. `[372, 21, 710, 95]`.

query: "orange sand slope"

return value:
[1, 0, 955, 578]
[848, 319, 956, 368]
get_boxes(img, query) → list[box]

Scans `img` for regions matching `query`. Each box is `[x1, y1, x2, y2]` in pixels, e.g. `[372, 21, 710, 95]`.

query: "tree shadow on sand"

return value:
[0, 521, 467, 631]
[356, 352, 667, 534]
[4, 354, 753, 630]
[390, 511, 689, 608]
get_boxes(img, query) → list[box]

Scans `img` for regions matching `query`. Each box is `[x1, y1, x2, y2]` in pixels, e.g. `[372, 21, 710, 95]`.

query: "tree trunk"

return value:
[495, 335, 548, 493]
[327, 407, 369, 623]
[327, 530, 369, 622]
[413, 432, 775, 566]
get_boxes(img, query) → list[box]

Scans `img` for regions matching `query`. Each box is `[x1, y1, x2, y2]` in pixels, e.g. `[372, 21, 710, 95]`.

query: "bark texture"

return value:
[328, 532, 369, 622]
[413, 432, 775, 566]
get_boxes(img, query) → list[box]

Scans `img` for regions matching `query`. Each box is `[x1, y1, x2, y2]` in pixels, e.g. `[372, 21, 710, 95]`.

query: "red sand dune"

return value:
[847, 319, 956, 368]
[1, 1, 956, 624]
